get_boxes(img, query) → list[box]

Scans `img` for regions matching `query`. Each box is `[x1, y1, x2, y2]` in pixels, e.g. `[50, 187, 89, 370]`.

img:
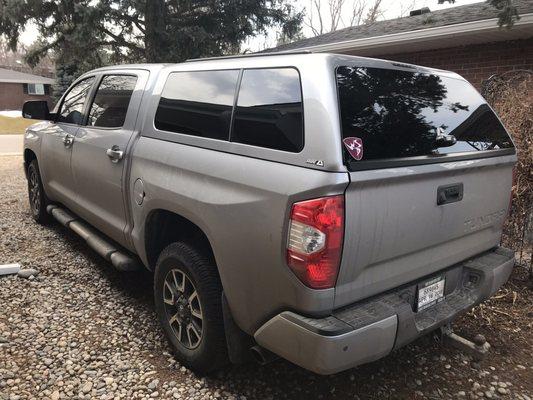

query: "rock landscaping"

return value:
[0, 155, 531, 399]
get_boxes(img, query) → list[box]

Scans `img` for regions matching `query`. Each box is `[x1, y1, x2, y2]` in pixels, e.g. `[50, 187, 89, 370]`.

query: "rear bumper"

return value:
[254, 246, 514, 375]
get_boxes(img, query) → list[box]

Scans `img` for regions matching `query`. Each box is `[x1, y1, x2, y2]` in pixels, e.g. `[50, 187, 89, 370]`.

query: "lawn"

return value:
[0, 115, 40, 134]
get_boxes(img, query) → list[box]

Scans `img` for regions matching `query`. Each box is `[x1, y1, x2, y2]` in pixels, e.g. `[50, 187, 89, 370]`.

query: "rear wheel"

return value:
[27, 159, 52, 224]
[154, 242, 228, 373]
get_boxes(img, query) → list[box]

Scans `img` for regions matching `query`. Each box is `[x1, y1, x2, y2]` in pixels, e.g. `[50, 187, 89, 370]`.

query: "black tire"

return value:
[154, 242, 228, 373]
[27, 159, 52, 225]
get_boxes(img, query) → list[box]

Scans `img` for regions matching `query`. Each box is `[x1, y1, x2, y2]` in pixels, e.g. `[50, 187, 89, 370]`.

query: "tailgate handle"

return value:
[437, 183, 463, 205]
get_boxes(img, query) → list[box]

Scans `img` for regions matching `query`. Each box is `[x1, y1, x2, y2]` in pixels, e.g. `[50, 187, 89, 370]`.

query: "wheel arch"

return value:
[144, 209, 217, 272]
[23, 148, 37, 173]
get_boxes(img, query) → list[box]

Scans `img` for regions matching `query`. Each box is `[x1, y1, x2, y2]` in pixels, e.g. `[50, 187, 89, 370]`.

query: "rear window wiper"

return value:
[435, 133, 457, 147]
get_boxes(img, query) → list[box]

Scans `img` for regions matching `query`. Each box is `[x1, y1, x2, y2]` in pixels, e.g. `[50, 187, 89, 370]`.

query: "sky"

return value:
[20, 0, 483, 52]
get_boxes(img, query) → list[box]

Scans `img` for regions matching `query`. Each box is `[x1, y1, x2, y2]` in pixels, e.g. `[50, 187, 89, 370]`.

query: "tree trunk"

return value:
[144, 0, 166, 63]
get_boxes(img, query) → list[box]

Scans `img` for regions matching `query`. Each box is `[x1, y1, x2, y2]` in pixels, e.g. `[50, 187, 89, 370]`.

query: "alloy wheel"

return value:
[163, 268, 204, 349]
[28, 166, 41, 215]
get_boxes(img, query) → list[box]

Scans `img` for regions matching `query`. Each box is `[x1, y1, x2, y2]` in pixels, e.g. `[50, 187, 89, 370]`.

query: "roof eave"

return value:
[0, 79, 55, 85]
[289, 13, 533, 55]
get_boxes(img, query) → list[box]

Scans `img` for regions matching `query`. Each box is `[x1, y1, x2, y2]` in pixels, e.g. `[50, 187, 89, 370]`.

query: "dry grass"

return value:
[0, 116, 39, 135]
[483, 70, 533, 261]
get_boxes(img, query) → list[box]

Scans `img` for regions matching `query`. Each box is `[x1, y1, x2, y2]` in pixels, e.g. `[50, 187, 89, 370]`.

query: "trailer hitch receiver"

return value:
[440, 324, 491, 361]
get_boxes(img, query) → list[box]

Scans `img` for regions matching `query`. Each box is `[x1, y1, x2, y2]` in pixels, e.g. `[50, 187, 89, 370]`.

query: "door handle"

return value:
[437, 183, 463, 205]
[106, 145, 124, 163]
[63, 134, 74, 148]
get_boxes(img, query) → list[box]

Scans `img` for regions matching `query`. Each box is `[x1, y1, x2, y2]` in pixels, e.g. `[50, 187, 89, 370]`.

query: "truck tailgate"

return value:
[334, 155, 515, 308]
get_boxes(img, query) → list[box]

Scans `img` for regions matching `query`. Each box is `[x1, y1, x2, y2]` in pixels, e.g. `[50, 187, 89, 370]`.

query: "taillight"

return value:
[286, 195, 344, 289]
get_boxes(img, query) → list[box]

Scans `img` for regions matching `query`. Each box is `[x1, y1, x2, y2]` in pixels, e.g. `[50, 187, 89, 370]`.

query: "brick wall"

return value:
[372, 38, 533, 89]
[0, 82, 54, 111]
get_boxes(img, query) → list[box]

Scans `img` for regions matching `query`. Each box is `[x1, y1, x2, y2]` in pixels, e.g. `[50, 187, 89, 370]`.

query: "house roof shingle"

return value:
[267, 0, 533, 52]
[0, 68, 55, 85]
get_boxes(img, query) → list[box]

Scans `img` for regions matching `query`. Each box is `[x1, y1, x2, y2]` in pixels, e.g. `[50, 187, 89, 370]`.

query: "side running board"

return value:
[46, 205, 142, 271]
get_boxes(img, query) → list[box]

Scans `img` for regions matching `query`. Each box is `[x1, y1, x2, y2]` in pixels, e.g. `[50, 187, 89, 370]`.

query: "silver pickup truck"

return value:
[22, 53, 516, 375]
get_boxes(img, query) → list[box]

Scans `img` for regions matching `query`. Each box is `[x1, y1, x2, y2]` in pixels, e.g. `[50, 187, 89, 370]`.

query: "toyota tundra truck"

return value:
[21, 52, 516, 375]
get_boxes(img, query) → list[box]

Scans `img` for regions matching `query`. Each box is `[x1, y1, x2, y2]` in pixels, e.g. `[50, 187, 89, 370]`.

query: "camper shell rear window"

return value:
[336, 66, 514, 170]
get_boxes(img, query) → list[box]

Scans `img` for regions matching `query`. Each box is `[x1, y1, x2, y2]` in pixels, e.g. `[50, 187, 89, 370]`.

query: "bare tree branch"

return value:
[315, 0, 325, 35]
[304, 0, 325, 36]
[364, 0, 384, 24]
[349, 0, 365, 26]
[328, 0, 346, 32]
[399, 0, 417, 17]
[306, 0, 384, 36]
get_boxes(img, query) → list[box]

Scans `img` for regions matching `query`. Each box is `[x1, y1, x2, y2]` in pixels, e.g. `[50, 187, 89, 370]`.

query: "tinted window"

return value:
[88, 75, 137, 128]
[232, 68, 303, 152]
[58, 77, 95, 124]
[336, 66, 513, 163]
[155, 70, 239, 140]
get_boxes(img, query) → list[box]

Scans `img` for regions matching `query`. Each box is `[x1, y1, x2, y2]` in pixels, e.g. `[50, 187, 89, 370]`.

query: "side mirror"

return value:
[22, 100, 52, 120]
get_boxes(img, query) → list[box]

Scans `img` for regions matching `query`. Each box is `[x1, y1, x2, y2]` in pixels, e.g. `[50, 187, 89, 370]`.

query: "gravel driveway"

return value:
[0, 155, 531, 400]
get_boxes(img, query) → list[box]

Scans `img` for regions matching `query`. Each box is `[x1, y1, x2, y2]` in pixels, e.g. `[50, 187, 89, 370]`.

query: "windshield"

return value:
[336, 66, 514, 164]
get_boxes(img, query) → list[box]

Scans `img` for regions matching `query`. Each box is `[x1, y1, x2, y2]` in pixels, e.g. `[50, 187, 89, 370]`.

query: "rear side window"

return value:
[336, 66, 513, 164]
[155, 70, 239, 140]
[58, 77, 95, 124]
[87, 75, 137, 128]
[232, 68, 303, 152]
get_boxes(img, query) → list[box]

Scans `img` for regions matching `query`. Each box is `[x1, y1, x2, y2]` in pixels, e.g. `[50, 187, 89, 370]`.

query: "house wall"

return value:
[365, 38, 533, 89]
[0, 82, 54, 111]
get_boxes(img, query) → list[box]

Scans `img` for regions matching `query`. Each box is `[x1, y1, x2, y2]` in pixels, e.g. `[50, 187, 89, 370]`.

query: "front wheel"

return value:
[154, 242, 228, 373]
[27, 159, 52, 224]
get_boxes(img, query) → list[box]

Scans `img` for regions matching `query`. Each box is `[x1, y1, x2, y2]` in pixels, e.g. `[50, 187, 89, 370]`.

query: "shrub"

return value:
[482, 70, 533, 260]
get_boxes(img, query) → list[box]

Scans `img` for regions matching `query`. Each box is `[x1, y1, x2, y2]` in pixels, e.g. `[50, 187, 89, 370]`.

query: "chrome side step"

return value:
[46, 205, 142, 271]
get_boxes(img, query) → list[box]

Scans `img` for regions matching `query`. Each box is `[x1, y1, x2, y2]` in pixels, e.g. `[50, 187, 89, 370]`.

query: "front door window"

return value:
[57, 77, 95, 124]
[87, 75, 138, 128]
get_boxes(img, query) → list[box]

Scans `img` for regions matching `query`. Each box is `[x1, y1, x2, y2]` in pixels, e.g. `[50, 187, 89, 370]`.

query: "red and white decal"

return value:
[343, 137, 364, 161]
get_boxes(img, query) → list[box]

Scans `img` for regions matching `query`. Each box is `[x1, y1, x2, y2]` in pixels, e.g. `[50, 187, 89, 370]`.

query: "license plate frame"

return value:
[417, 275, 445, 312]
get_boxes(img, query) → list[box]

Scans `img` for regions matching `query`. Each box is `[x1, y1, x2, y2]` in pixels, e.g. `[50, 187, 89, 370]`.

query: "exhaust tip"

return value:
[250, 345, 277, 365]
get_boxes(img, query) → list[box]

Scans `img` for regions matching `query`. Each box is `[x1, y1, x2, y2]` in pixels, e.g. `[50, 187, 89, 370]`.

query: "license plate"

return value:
[417, 275, 445, 311]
